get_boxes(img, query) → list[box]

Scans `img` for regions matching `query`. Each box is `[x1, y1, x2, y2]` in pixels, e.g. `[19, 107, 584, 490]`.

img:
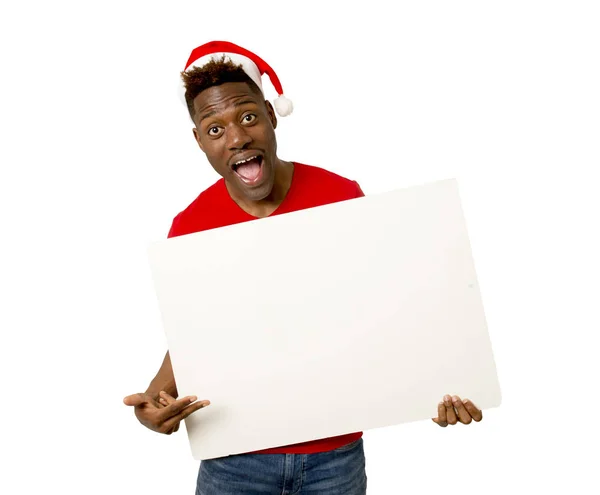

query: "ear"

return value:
[192, 127, 205, 152]
[265, 100, 278, 130]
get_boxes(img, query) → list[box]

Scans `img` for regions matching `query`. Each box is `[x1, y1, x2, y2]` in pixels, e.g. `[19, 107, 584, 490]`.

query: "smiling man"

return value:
[123, 41, 483, 495]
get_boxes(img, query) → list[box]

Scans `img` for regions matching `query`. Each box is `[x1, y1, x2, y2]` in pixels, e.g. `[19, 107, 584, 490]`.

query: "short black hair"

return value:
[181, 56, 263, 120]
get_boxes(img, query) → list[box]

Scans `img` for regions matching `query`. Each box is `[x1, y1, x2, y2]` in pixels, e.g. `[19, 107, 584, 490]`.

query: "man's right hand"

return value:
[123, 392, 210, 435]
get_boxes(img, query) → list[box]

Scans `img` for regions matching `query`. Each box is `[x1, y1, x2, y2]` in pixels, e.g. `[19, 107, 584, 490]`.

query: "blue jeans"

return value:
[196, 438, 367, 494]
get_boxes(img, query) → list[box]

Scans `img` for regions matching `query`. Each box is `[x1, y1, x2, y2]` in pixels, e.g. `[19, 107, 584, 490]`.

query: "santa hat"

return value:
[179, 41, 293, 117]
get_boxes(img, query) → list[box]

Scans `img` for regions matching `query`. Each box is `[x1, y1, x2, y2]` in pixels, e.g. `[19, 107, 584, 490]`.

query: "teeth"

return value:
[234, 156, 258, 166]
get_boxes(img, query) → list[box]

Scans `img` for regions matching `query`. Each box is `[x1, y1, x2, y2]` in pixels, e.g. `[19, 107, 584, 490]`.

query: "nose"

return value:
[226, 123, 252, 150]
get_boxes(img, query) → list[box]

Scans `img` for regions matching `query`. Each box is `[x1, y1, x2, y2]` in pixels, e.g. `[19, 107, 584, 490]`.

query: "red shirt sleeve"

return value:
[167, 212, 183, 238]
[354, 181, 365, 198]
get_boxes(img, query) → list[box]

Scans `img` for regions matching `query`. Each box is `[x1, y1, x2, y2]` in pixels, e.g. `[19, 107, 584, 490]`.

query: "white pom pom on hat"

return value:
[179, 40, 293, 117]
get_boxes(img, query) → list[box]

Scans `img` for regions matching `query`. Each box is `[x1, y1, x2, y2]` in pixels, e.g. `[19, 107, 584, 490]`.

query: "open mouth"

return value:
[232, 155, 264, 185]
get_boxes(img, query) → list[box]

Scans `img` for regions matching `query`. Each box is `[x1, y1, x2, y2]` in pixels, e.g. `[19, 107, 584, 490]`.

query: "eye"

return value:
[208, 126, 223, 137]
[242, 114, 257, 124]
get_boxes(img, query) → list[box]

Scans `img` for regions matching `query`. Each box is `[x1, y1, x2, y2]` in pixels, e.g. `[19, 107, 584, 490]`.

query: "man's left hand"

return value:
[432, 394, 483, 427]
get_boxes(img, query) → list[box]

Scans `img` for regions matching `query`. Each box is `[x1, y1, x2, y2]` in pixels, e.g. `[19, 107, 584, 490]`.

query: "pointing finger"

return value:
[158, 396, 197, 421]
[158, 396, 210, 422]
[161, 400, 210, 433]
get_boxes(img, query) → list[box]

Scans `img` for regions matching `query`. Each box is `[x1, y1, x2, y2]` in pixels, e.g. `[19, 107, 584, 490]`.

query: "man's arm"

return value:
[145, 351, 178, 401]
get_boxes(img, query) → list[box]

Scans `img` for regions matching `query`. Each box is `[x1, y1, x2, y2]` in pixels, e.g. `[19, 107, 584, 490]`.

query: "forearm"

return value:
[145, 351, 178, 400]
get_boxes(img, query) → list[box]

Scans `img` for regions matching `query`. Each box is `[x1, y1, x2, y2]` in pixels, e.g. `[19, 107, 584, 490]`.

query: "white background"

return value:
[1, 1, 598, 494]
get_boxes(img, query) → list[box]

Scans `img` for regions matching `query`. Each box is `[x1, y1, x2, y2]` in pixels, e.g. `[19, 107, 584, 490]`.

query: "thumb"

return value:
[123, 393, 148, 407]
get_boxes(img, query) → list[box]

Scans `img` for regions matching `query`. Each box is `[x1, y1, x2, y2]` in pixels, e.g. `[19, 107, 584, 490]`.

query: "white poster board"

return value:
[147, 178, 501, 460]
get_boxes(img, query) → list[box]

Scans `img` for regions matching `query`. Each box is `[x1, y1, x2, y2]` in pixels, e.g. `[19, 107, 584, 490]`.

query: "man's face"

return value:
[192, 81, 279, 202]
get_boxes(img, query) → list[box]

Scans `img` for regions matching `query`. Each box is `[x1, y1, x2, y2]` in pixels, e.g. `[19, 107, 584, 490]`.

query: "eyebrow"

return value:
[199, 99, 259, 123]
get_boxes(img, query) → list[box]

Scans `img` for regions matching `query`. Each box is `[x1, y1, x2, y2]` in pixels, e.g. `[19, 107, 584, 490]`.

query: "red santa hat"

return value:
[179, 40, 293, 117]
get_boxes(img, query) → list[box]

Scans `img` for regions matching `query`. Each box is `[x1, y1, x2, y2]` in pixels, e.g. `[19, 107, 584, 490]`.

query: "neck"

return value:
[226, 159, 294, 218]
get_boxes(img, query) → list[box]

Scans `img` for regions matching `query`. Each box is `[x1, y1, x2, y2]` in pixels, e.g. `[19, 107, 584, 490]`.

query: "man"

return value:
[123, 41, 483, 495]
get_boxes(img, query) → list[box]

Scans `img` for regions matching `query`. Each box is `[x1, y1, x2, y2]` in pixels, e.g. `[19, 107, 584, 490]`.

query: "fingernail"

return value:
[189, 396, 197, 402]
[452, 396, 459, 403]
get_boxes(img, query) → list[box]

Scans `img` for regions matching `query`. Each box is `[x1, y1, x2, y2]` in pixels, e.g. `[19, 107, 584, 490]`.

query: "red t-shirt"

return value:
[167, 162, 364, 454]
